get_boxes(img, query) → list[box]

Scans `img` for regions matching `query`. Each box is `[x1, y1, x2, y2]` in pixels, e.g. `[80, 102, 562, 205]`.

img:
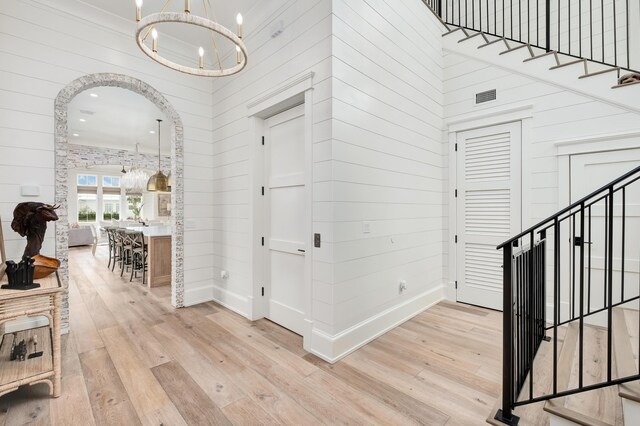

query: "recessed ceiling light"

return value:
[90, 93, 98, 98]
[79, 118, 86, 122]
[73, 133, 79, 137]
[149, 130, 156, 134]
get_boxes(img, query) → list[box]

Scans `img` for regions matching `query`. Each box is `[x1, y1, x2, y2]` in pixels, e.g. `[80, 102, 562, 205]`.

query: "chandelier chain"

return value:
[201, 0, 223, 71]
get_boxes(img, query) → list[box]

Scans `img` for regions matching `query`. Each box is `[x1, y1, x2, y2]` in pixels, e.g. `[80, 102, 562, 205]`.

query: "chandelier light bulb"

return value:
[237, 13, 243, 38]
[199, 46, 204, 69]
[135, 0, 143, 21]
[151, 28, 158, 52]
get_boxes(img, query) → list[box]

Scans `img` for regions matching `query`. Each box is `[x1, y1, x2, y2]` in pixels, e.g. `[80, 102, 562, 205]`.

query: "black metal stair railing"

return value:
[423, 0, 638, 74]
[493, 165, 640, 425]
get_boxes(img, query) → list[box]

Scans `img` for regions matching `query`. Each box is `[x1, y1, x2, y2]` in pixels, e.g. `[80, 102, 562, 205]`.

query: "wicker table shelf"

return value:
[0, 272, 62, 398]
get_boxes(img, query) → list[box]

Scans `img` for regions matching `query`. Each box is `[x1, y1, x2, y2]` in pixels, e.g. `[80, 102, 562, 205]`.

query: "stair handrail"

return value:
[498, 164, 640, 249]
[494, 165, 640, 425]
[423, 0, 639, 74]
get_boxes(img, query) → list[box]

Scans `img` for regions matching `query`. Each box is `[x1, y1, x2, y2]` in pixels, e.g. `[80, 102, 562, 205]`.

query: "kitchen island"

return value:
[127, 226, 171, 288]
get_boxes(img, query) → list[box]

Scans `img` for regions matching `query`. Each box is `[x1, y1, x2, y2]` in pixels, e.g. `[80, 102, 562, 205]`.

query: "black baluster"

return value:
[558, 0, 561, 52]
[604, 197, 608, 309]
[579, 0, 582, 58]
[613, 0, 618, 66]
[579, 204, 585, 389]
[529, 232, 535, 400]
[527, 0, 530, 44]
[607, 188, 614, 382]
[590, 0, 594, 60]
[553, 218, 559, 394]
[568, 0, 571, 55]
[601, 0, 605, 62]
[572, 212, 576, 319]
[621, 187, 626, 301]
[627, 0, 631, 69]
[546, 0, 551, 51]
[496, 242, 517, 424]
[588, 205, 592, 314]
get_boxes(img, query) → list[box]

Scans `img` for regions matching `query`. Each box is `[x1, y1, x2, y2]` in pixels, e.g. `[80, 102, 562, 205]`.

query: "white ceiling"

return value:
[68, 86, 170, 154]
[79, 0, 254, 64]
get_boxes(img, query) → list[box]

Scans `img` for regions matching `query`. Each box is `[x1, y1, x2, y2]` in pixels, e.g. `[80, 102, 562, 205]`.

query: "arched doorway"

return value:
[54, 73, 185, 332]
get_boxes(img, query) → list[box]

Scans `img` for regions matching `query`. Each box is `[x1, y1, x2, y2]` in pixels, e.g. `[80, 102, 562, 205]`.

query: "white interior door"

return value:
[264, 104, 306, 335]
[456, 122, 522, 311]
[570, 149, 640, 313]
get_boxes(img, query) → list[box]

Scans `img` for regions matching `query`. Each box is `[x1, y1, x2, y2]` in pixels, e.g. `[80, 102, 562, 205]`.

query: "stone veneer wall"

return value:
[55, 73, 184, 332]
[68, 144, 171, 171]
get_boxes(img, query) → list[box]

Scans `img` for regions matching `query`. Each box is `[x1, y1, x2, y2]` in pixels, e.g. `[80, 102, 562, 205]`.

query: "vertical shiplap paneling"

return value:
[0, 0, 215, 304]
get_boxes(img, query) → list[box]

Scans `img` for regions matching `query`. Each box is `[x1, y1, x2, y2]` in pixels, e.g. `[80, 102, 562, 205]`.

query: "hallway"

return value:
[0, 247, 504, 425]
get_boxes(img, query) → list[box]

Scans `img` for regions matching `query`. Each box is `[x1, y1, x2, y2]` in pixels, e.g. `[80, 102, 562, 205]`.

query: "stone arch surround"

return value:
[55, 73, 185, 331]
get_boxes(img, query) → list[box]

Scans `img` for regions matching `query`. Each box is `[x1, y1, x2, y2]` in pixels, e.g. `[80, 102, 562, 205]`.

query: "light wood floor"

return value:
[0, 246, 506, 425]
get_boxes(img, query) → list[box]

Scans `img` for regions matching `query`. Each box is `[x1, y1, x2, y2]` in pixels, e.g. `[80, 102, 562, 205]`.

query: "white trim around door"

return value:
[247, 72, 314, 349]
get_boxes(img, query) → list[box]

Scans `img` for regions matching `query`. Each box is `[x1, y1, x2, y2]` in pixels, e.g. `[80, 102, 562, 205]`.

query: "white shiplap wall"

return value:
[209, 0, 332, 318]
[210, 0, 446, 360]
[327, 0, 446, 342]
[0, 0, 215, 306]
[442, 51, 640, 286]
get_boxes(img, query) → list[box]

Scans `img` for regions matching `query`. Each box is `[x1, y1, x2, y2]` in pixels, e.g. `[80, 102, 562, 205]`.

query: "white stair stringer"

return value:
[442, 29, 640, 115]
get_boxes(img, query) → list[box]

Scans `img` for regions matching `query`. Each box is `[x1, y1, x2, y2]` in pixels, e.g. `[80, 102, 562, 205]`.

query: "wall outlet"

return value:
[399, 280, 407, 294]
[220, 270, 229, 279]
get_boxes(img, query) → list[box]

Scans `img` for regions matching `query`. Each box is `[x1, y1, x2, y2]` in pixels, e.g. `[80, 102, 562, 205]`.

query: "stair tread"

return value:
[612, 80, 640, 89]
[478, 37, 509, 49]
[613, 307, 640, 403]
[458, 32, 489, 44]
[544, 400, 613, 426]
[579, 67, 621, 79]
[544, 323, 623, 425]
[550, 58, 587, 70]
[443, 27, 468, 37]
[499, 43, 533, 56]
[523, 51, 559, 64]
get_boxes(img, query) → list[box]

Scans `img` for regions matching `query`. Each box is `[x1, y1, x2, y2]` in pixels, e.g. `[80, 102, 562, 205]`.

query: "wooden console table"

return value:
[0, 272, 62, 398]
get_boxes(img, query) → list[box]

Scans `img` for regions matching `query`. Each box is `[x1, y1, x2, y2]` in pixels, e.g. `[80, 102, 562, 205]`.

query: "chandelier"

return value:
[134, 0, 248, 77]
[122, 167, 149, 194]
[121, 143, 150, 194]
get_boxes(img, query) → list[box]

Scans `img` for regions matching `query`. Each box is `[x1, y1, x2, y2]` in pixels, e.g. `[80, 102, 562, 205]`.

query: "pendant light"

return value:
[147, 119, 168, 192]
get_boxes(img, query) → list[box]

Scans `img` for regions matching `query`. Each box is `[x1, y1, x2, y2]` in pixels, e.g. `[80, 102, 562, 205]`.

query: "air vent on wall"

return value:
[79, 109, 95, 115]
[475, 89, 497, 104]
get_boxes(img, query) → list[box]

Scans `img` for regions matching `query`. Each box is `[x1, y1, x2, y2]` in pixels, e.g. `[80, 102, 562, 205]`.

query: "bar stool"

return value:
[119, 230, 134, 277]
[129, 231, 147, 283]
[105, 228, 116, 269]
[111, 229, 125, 272]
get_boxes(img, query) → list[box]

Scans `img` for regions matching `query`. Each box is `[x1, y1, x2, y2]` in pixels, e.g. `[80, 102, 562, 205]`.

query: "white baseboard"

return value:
[308, 285, 445, 363]
[184, 283, 250, 318]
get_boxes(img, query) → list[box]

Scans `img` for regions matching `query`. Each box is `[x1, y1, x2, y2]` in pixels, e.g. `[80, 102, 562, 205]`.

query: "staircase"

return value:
[417, 2, 640, 423]
[487, 162, 640, 426]
[422, 0, 640, 113]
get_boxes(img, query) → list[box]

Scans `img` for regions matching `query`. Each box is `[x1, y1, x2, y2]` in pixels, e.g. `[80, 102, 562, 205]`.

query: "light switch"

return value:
[362, 222, 371, 234]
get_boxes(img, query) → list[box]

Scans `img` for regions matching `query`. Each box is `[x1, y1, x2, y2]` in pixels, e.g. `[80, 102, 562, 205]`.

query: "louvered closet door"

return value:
[456, 122, 521, 311]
